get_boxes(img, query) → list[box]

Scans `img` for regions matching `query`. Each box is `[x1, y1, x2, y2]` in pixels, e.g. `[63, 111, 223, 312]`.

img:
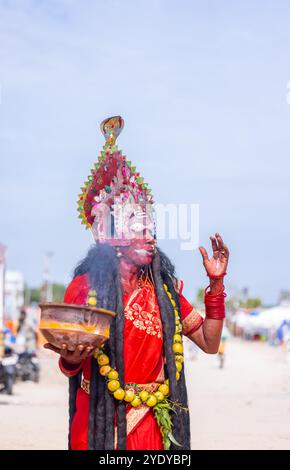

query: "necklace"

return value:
[94, 282, 184, 406]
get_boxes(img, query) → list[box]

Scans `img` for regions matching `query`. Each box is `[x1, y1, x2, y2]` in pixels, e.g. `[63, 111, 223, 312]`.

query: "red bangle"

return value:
[204, 285, 226, 320]
[59, 357, 82, 377]
[207, 272, 227, 279]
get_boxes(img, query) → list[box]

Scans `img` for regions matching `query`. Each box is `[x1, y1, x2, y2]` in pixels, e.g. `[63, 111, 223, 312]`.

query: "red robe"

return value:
[59, 274, 203, 450]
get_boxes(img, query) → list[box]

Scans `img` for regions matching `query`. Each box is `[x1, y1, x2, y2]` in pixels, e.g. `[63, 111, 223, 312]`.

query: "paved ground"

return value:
[0, 351, 68, 450]
[0, 338, 290, 450]
[186, 337, 290, 450]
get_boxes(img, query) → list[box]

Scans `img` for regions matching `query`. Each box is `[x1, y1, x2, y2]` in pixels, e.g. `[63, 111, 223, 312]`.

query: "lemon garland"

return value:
[93, 283, 184, 408]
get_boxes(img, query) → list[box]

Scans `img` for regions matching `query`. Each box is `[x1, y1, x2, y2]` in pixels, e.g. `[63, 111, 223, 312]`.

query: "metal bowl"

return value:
[39, 303, 116, 351]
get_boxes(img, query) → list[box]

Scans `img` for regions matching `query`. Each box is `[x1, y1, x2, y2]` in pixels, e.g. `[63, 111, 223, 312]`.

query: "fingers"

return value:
[67, 344, 94, 360]
[43, 343, 61, 354]
[61, 343, 68, 356]
[76, 344, 85, 357]
[215, 233, 229, 258]
[215, 232, 224, 250]
[210, 236, 219, 259]
[45, 343, 94, 360]
[79, 346, 94, 358]
[199, 246, 209, 263]
[84, 346, 94, 358]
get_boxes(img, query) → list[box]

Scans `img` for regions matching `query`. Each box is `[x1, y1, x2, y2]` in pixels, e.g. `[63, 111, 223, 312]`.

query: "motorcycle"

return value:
[16, 351, 40, 383]
[0, 347, 18, 395]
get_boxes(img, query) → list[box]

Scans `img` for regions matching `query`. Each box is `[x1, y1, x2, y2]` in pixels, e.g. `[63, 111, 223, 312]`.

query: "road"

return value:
[0, 338, 289, 450]
[186, 337, 290, 450]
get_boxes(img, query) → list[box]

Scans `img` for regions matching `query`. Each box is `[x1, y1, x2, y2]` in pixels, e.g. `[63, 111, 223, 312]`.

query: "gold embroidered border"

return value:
[182, 308, 204, 336]
[80, 379, 162, 397]
[114, 405, 150, 449]
[126, 404, 150, 436]
[138, 382, 161, 393]
[81, 378, 90, 394]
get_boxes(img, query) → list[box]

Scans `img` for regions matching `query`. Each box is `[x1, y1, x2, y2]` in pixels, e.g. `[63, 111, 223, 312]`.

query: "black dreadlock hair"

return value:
[68, 243, 190, 450]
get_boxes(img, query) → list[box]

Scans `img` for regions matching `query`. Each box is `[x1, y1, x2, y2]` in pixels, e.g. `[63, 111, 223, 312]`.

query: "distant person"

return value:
[16, 307, 37, 355]
[218, 325, 230, 369]
[218, 339, 225, 368]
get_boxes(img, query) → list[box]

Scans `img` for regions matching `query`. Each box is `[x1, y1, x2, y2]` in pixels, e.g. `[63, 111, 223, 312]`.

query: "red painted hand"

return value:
[199, 233, 229, 278]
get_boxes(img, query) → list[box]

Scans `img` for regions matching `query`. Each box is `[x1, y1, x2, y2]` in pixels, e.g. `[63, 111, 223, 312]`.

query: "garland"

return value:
[93, 283, 185, 448]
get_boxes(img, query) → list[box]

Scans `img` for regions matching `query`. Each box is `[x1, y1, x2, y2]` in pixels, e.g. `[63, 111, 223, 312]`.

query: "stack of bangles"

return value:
[204, 273, 227, 320]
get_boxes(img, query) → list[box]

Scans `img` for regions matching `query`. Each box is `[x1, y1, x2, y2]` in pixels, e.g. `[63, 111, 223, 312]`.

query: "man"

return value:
[44, 116, 229, 450]
[17, 307, 37, 355]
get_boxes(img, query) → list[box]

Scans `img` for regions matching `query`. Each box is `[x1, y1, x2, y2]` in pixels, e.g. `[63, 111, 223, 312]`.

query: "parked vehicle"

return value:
[16, 351, 40, 383]
[0, 347, 18, 395]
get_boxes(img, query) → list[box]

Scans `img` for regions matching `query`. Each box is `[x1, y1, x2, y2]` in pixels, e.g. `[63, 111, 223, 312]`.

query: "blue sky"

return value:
[0, 0, 290, 304]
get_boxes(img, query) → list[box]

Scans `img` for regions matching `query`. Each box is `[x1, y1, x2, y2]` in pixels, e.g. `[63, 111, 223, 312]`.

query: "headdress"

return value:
[77, 116, 155, 245]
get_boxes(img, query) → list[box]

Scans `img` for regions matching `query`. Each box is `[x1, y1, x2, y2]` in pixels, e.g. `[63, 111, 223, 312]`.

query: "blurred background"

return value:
[0, 0, 290, 449]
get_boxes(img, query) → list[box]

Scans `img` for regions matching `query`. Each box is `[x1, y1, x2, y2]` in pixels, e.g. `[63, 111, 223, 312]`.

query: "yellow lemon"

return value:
[131, 396, 142, 408]
[158, 384, 169, 396]
[99, 365, 111, 376]
[154, 391, 164, 402]
[113, 388, 125, 401]
[139, 390, 149, 402]
[175, 354, 184, 363]
[97, 353, 110, 366]
[173, 343, 183, 354]
[146, 394, 157, 407]
[88, 297, 97, 306]
[175, 361, 182, 372]
[176, 371, 180, 381]
[107, 380, 120, 392]
[108, 369, 119, 380]
[173, 334, 182, 343]
[124, 390, 135, 402]
[172, 343, 183, 354]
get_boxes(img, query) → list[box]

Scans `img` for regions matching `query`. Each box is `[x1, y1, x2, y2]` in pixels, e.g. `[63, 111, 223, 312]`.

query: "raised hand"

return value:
[199, 233, 229, 278]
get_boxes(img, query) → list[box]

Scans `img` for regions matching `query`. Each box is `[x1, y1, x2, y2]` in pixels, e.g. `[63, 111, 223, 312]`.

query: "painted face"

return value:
[120, 213, 156, 265]
[91, 200, 156, 252]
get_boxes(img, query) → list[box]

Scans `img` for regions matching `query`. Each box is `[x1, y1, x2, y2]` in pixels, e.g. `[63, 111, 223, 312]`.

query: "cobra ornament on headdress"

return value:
[77, 116, 155, 245]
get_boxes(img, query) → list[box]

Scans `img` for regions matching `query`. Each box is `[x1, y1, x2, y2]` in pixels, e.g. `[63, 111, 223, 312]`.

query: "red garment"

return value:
[61, 274, 203, 450]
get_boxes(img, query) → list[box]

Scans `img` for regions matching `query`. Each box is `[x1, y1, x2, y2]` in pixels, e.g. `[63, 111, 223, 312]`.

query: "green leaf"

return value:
[168, 432, 182, 447]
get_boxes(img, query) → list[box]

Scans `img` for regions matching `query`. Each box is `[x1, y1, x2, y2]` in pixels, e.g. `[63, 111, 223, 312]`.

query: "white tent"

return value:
[242, 306, 290, 337]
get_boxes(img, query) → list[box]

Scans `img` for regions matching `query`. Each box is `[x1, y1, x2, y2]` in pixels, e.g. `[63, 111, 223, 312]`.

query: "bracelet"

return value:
[204, 285, 226, 320]
[204, 284, 226, 300]
[59, 357, 82, 377]
[207, 272, 227, 280]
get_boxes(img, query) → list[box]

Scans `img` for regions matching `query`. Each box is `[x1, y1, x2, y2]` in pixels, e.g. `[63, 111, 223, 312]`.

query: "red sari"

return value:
[59, 274, 203, 450]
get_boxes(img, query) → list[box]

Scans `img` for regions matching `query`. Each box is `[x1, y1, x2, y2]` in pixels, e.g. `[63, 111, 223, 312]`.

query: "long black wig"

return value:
[68, 243, 191, 450]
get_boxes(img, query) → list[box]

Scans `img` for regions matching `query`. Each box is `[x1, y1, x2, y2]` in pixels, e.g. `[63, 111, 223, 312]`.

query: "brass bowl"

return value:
[39, 303, 116, 352]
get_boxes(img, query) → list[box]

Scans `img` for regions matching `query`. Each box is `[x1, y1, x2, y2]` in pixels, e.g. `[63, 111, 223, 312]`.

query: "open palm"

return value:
[199, 233, 229, 277]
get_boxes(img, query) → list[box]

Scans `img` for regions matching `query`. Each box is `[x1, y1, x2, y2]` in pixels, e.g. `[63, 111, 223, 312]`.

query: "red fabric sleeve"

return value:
[63, 274, 90, 305]
[177, 280, 204, 336]
[59, 356, 82, 377]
